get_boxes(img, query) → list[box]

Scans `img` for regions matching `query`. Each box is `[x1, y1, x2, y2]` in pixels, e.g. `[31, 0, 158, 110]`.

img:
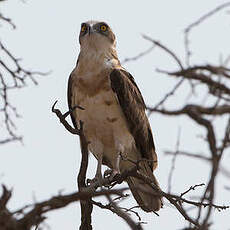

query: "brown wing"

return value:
[67, 57, 80, 129]
[110, 69, 157, 171]
[67, 71, 79, 129]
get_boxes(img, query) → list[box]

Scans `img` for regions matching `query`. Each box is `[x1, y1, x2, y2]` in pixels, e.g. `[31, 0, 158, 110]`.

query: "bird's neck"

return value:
[77, 46, 120, 73]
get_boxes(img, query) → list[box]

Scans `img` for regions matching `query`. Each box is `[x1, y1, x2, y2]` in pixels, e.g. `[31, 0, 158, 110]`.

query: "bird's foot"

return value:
[87, 172, 103, 188]
[104, 169, 121, 182]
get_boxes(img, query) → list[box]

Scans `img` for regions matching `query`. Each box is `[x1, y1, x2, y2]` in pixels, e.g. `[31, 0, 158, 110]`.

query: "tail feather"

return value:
[126, 162, 162, 212]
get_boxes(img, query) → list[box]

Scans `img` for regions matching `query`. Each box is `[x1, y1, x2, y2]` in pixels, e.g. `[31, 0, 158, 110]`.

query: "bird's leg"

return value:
[104, 152, 121, 180]
[95, 154, 103, 184]
[87, 154, 103, 187]
[114, 152, 121, 175]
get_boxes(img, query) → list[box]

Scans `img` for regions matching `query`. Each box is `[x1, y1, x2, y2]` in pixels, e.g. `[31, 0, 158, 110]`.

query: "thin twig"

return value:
[121, 45, 155, 64]
[142, 34, 184, 70]
[184, 2, 230, 66]
[180, 184, 205, 197]
[168, 127, 181, 193]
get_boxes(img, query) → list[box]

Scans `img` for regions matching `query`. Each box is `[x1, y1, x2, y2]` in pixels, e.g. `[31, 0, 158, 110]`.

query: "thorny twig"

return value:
[180, 184, 205, 198]
[106, 195, 143, 230]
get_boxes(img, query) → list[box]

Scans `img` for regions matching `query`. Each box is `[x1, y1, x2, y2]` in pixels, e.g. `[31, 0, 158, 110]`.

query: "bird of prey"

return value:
[68, 20, 162, 212]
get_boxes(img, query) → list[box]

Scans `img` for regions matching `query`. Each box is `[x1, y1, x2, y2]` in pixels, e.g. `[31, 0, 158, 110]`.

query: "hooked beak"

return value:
[88, 26, 95, 36]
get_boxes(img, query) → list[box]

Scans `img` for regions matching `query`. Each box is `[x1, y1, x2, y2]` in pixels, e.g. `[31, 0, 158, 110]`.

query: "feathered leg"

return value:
[87, 153, 103, 187]
[104, 152, 121, 179]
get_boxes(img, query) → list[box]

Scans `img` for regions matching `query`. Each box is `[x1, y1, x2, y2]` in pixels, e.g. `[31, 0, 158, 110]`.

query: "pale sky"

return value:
[1, 0, 230, 229]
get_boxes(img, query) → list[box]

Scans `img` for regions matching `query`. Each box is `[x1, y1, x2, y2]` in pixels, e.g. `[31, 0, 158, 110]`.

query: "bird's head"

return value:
[79, 21, 116, 52]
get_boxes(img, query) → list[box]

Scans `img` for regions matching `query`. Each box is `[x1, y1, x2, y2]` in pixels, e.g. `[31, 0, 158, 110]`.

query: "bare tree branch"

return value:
[142, 34, 184, 70]
[184, 2, 230, 66]
[0, 39, 48, 144]
[157, 68, 230, 96]
[168, 127, 181, 193]
[121, 45, 155, 64]
[0, 12, 16, 29]
[0, 184, 127, 230]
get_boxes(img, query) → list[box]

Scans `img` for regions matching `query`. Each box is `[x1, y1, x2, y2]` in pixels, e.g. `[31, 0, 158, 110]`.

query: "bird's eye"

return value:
[100, 25, 107, 32]
[81, 25, 87, 32]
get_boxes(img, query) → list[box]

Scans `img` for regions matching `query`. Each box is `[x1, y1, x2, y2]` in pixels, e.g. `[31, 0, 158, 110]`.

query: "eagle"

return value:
[68, 20, 162, 212]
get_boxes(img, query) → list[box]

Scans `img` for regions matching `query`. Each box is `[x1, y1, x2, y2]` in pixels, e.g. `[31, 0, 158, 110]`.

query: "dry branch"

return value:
[142, 34, 184, 70]
[0, 184, 127, 230]
[157, 69, 230, 96]
[0, 40, 48, 144]
[145, 4, 230, 228]
[184, 2, 230, 66]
